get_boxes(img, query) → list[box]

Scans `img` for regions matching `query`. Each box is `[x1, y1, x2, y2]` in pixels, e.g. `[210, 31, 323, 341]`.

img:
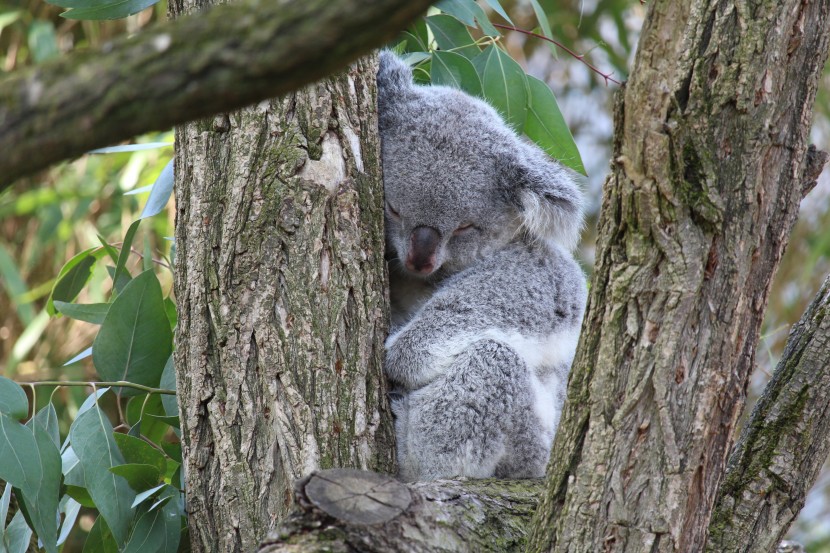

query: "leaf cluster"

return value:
[392, 0, 586, 175]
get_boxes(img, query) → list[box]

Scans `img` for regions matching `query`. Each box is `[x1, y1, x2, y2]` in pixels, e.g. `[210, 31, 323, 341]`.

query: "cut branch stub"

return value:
[300, 469, 411, 525]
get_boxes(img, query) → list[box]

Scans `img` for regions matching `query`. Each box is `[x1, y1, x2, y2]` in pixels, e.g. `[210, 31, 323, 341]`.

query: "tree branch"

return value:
[257, 469, 541, 552]
[0, 0, 432, 189]
[706, 275, 830, 552]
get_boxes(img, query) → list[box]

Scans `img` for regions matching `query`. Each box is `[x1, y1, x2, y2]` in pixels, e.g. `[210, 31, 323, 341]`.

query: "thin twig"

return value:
[493, 23, 622, 86]
[26, 380, 176, 395]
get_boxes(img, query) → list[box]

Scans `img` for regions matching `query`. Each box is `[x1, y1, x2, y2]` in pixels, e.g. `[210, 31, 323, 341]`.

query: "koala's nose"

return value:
[405, 226, 440, 275]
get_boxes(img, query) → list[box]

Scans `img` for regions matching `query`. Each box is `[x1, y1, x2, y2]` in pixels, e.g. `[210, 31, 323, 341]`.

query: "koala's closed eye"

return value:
[386, 202, 401, 219]
[452, 223, 476, 235]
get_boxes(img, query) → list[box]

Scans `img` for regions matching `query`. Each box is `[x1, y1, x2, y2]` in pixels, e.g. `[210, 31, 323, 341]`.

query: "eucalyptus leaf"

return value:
[431, 51, 483, 97]
[4, 511, 33, 553]
[27, 403, 60, 448]
[60, 0, 159, 20]
[140, 159, 174, 219]
[63, 346, 93, 366]
[114, 433, 167, 474]
[109, 464, 161, 492]
[130, 483, 165, 509]
[113, 219, 141, 294]
[482, 0, 513, 24]
[54, 301, 110, 324]
[69, 406, 136, 543]
[524, 75, 586, 175]
[47, 248, 101, 316]
[160, 355, 178, 419]
[87, 142, 172, 154]
[0, 414, 61, 553]
[57, 498, 82, 546]
[93, 270, 173, 395]
[434, 0, 499, 36]
[527, 0, 557, 56]
[0, 376, 28, 419]
[425, 15, 480, 59]
[123, 486, 181, 553]
[82, 515, 118, 553]
[474, 46, 528, 132]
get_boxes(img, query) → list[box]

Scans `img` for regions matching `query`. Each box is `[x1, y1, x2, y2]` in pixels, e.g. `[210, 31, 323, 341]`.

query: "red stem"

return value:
[492, 23, 622, 86]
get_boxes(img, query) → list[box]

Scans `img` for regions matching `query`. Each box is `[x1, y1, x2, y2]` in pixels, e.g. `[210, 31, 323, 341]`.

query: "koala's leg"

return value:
[397, 339, 535, 481]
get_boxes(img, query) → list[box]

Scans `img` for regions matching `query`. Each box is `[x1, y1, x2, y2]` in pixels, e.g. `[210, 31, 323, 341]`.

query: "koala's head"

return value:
[377, 51, 583, 280]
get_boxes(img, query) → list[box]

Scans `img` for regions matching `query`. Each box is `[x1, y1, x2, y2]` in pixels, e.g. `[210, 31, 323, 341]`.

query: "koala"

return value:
[378, 51, 587, 481]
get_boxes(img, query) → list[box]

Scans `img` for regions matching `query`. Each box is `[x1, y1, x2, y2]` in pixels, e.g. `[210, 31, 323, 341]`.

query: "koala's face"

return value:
[377, 51, 584, 280]
[382, 117, 518, 279]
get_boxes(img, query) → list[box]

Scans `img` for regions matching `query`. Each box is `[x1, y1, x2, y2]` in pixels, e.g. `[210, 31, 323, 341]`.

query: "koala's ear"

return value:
[498, 143, 584, 251]
[377, 51, 414, 101]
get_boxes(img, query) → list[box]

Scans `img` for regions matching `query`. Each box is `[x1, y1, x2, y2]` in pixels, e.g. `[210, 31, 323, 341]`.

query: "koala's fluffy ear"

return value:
[377, 51, 413, 101]
[499, 143, 584, 252]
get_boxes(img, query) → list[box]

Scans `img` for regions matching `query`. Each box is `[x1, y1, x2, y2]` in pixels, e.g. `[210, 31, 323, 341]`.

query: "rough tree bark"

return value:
[0, 0, 432, 188]
[170, 17, 396, 551]
[708, 274, 830, 552]
[528, 0, 830, 550]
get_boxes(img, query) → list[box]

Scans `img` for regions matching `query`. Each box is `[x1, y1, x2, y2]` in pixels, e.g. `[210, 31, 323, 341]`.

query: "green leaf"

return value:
[434, 0, 499, 36]
[114, 433, 167, 474]
[88, 142, 172, 154]
[27, 20, 59, 63]
[164, 297, 177, 331]
[47, 248, 101, 316]
[0, 414, 61, 553]
[27, 403, 60, 448]
[424, 15, 480, 59]
[113, 219, 141, 295]
[93, 270, 173, 396]
[482, 0, 513, 24]
[146, 414, 180, 429]
[524, 76, 586, 175]
[430, 51, 483, 97]
[82, 515, 118, 553]
[159, 355, 178, 419]
[473, 46, 528, 132]
[69, 406, 136, 543]
[131, 483, 165, 508]
[161, 441, 182, 464]
[56, 0, 161, 20]
[57, 497, 82, 546]
[54, 301, 110, 324]
[110, 464, 162, 492]
[123, 486, 181, 553]
[126, 394, 169, 444]
[527, 0, 557, 56]
[140, 159, 174, 219]
[0, 376, 28, 419]
[4, 511, 33, 553]
[64, 485, 96, 508]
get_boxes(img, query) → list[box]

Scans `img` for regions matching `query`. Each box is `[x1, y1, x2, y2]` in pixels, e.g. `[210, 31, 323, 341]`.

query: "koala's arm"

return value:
[385, 243, 587, 391]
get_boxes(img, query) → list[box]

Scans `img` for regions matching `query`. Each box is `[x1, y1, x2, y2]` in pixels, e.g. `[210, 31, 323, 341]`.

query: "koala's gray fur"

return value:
[378, 51, 587, 481]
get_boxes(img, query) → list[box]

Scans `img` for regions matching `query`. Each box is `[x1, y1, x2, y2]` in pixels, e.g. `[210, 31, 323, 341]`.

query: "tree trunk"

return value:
[528, 0, 830, 550]
[171, 35, 394, 553]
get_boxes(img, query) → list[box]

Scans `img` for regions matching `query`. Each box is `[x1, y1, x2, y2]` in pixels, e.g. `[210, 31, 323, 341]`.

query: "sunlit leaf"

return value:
[88, 142, 172, 154]
[159, 355, 178, 419]
[57, 497, 82, 546]
[140, 159, 174, 219]
[130, 483, 165, 509]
